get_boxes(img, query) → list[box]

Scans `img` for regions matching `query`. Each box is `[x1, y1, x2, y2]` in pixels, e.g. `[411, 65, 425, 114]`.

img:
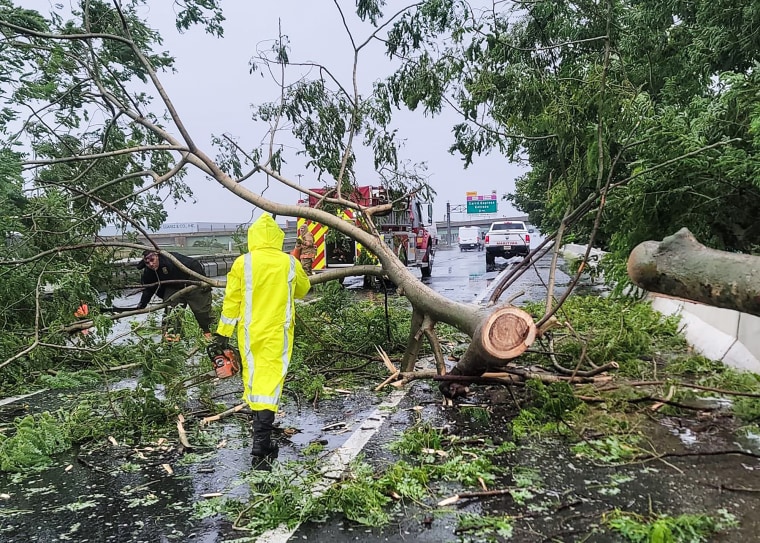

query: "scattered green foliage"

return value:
[224, 421, 513, 535]
[605, 508, 738, 543]
[0, 384, 182, 472]
[289, 283, 464, 398]
[665, 355, 760, 420]
[510, 381, 583, 439]
[322, 460, 395, 526]
[523, 296, 686, 377]
[302, 442, 325, 456]
[176, 451, 216, 466]
[456, 513, 514, 540]
[228, 462, 331, 534]
[388, 421, 445, 456]
[460, 406, 491, 424]
[572, 435, 642, 464]
[0, 412, 71, 471]
[37, 370, 101, 389]
[510, 409, 567, 439]
[192, 496, 228, 519]
[528, 380, 582, 418]
[511, 466, 542, 489]
[666, 355, 725, 376]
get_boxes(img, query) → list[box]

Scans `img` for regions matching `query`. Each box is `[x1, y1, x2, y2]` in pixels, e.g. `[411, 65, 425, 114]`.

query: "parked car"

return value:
[458, 226, 483, 251]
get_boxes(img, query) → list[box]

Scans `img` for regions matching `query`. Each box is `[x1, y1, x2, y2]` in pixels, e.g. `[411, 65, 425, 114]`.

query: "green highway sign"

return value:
[466, 199, 497, 214]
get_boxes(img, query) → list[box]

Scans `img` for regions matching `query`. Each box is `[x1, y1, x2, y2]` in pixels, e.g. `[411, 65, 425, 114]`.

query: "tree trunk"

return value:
[406, 301, 537, 398]
[456, 305, 537, 375]
[627, 228, 760, 317]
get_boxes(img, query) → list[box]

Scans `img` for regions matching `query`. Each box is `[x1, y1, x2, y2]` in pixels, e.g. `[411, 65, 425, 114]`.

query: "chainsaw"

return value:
[176, 344, 242, 390]
[206, 343, 242, 379]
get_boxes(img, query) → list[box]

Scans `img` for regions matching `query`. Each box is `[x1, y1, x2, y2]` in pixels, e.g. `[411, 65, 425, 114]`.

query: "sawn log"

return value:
[627, 228, 760, 317]
[441, 305, 536, 397]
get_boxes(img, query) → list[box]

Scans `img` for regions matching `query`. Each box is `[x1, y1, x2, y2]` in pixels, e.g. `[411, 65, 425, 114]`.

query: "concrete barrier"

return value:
[648, 295, 760, 373]
[561, 243, 760, 373]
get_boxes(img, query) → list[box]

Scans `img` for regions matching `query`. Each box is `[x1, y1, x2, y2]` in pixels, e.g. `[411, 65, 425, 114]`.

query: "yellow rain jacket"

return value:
[216, 214, 311, 412]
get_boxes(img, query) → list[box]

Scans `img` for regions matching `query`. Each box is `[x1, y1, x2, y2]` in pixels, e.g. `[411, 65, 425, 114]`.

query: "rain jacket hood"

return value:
[248, 213, 284, 252]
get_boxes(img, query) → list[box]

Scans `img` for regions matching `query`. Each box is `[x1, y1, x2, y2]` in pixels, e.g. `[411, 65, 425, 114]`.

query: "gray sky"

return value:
[36, 1, 528, 224]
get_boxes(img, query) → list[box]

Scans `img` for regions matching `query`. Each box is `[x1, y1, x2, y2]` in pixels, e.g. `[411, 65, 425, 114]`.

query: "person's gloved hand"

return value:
[212, 333, 229, 349]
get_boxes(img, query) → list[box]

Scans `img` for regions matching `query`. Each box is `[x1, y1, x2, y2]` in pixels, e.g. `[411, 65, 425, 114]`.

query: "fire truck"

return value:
[297, 186, 438, 278]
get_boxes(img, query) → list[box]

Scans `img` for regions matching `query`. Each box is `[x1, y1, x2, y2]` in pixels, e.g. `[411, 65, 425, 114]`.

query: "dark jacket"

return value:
[137, 252, 206, 309]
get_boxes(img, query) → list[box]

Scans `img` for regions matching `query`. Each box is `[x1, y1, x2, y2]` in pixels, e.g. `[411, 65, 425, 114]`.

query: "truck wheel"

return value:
[486, 252, 495, 266]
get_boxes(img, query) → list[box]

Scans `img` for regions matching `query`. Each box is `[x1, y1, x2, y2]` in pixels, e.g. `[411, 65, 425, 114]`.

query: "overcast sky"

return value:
[34, 1, 528, 224]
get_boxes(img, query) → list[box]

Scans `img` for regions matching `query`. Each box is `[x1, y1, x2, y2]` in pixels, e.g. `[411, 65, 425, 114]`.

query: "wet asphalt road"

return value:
[344, 239, 569, 307]
[2, 247, 758, 542]
[423, 242, 566, 305]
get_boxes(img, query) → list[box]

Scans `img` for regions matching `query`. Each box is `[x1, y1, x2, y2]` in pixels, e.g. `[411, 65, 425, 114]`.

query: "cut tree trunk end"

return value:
[440, 305, 536, 398]
[627, 228, 760, 317]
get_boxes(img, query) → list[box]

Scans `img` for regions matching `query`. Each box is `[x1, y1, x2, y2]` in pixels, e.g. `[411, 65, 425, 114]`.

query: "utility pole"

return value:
[446, 201, 451, 245]
[446, 203, 466, 246]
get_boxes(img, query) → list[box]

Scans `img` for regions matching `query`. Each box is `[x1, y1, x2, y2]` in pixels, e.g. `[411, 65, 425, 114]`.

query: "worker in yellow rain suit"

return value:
[214, 214, 311, 468]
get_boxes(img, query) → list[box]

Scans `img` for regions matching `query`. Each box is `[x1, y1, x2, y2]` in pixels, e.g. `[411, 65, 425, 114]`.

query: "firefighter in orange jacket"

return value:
[296, 224, 316, 274]
[214, 214, 311, 467]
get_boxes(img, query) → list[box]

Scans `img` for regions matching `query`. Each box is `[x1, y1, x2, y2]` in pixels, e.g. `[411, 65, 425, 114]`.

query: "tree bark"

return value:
[627, 228, 760, 317]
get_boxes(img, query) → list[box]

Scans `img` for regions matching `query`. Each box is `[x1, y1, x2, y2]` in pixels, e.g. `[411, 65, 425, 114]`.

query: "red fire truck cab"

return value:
[297, 186, 438, 278]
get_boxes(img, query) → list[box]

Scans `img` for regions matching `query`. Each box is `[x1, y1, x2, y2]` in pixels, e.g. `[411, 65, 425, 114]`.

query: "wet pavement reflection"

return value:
[425, 244, 574, 306]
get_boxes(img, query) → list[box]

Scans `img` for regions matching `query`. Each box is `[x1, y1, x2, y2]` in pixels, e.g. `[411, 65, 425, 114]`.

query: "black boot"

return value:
[251, 409, 278, 470]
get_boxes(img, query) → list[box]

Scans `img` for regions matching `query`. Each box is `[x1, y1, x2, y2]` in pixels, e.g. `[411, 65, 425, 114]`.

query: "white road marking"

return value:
[255, 387, 409, 543]
[0, 388, 47, 407]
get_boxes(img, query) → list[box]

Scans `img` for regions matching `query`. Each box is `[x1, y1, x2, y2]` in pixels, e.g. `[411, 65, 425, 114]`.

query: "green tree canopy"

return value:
[384, 0, 760, 276]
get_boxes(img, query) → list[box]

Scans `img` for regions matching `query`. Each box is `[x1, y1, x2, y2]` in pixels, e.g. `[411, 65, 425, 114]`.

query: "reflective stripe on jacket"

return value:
[216, 214, 311, 412]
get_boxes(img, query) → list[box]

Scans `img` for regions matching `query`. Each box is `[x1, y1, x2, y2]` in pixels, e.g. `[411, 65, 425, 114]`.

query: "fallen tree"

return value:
[4, 3, 719, 394]
[0, 3, 542, 386]
[627, 228, 760, 317]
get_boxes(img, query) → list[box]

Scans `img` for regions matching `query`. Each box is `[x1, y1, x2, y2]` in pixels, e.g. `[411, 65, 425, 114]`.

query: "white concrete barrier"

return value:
[648, 295, 760, 374]
[561, 243, 760, 373]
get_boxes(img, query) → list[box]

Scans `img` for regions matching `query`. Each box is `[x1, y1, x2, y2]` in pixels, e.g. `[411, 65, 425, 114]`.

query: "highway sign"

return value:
[466, 199, 497, 214]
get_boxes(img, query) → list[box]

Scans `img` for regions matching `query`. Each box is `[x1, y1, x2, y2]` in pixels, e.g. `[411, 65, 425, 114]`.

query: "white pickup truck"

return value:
[484, 220, 531, 266]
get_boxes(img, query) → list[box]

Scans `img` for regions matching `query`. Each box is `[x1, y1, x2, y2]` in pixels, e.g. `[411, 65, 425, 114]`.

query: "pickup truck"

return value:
[484, 221, 531, 266]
